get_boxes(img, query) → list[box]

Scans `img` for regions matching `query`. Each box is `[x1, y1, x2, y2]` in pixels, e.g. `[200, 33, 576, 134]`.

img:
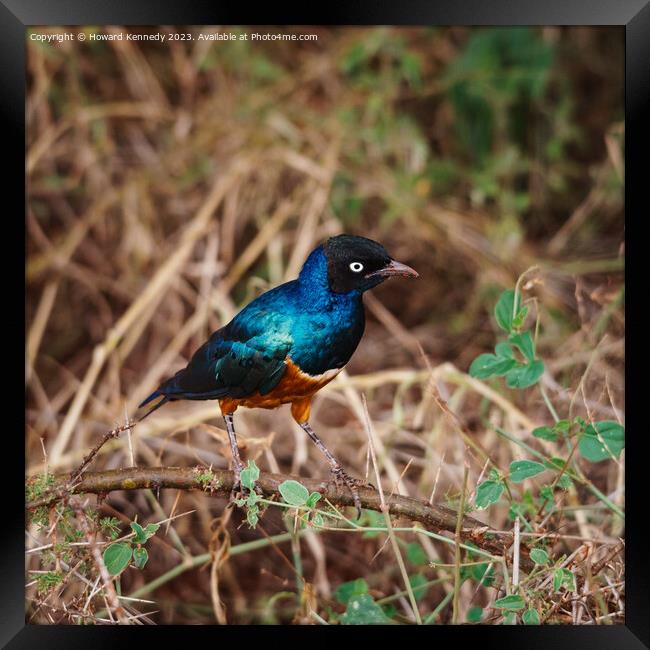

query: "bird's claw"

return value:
[328, 466, 368, 520]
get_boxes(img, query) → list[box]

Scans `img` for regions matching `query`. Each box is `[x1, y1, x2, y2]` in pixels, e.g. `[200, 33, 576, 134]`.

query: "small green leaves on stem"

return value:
[578, 421, 625, 462]
[131, 521, 159, 544]
[103, 542, 132, 576]
[470, 288, 544, 389]
[474, 478, 505, 509]
[406, 542, 428, 566]
[335, 577, 392, 624]
[508, 460, 546, 483]
[335, 578, 369, 605]
[495, 289, 523, 333]
[102, 516, 161, 576]
[508, 331, 535, 361]
[36, 570, 64, 595]
[278, 480, 310, 506]
[240, 460, 260, 490]
[530, 548, 550, 565]
[341, 594, 392, 624]
[235, 460, 264, 528]
[553, 567, 576, 592]
[494, 594, 525, 610]
[504, 360, 544, 389]
[522, 608, 540, 624]
[99, 517, 121, 540]
[467, 606, 483, 623]
[469, 353, 517, 379]
[132, 547, 149, 569]
[278, 478, 323, 528]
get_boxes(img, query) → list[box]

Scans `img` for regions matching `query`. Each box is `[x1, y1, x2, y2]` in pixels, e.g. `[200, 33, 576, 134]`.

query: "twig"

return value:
[27, 465, 511, 557]
[69, 422, 135, 484]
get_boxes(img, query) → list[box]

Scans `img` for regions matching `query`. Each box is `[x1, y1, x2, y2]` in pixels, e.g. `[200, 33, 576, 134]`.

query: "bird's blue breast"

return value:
[229, 247, 365, 377]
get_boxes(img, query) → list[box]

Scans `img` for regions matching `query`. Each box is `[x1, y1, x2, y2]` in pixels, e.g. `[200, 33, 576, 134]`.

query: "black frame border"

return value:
[9, 1, 648, 647]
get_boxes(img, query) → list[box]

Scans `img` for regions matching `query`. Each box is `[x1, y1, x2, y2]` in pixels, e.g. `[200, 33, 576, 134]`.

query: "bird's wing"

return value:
[157, 311, 292, 401]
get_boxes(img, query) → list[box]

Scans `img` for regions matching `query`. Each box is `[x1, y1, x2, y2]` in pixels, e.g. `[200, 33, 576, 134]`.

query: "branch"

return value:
[26, 466, 512, 557]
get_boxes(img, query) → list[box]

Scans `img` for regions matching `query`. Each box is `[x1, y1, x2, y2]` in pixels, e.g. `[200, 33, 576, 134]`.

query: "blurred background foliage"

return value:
[26, 26, 624, 624]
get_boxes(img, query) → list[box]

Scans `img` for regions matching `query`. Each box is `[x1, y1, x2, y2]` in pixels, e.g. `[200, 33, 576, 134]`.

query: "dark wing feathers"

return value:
[140, 321, 292, 407]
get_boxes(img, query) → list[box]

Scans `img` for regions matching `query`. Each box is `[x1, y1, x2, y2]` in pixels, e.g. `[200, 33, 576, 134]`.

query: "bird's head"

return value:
[320, 234, 418, 294]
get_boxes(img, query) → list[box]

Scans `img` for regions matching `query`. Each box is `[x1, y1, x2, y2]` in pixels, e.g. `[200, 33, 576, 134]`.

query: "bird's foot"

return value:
[327, 466, 369, 520]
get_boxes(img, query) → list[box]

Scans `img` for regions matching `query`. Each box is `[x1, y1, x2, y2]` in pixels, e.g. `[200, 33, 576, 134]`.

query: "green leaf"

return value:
[240, 460, 260, 490]
[495, 341, 515, 358]
[471, 562, 494, 586]
[246, 506, 259, 528]
[539, 485, 554, 512]
[494, 594, 525, 610]
[578, 421, 625, 462]
[143, 523, 160, 538]
[522, 608, 540, 625]
[130, 521, 159, 544]
[132, 547, 148, 569]
[553, 567, 576, 592]
[381, 603, 397, 619]
[341, 594, 391, 624]
[544, 456, 565, 470]
[335, 578, 369, 605]
[505, 359, 544, 389]
[409, 573, 429, 601]
[467, 606, 483, 623]
[533, 426, 558, 442]
[103, 543, 132, 576]
[360, 509, 387, 538]
[131, 521, 147, 544]
[406, 542, 428, 566]
[312, 513, 324, 527]
[494, 289, 520, 332]
[509, 460, 546, 483]
[509, 331, 535, 361]
[278, 480, 310, 506]
[469, 353, 517, 379]
[530, 548, 549, 565]
[512, 306, 529, 329]
[474, 479, 505, 509]
[306, 491, 321, 508]
[556, 473, 572, 489]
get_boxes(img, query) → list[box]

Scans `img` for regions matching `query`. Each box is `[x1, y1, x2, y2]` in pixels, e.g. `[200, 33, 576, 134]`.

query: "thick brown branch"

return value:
[26, 466, 512, 557]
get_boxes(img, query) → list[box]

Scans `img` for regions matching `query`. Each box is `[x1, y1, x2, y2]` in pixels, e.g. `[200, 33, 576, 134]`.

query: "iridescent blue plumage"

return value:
[140, 245, 366, 409]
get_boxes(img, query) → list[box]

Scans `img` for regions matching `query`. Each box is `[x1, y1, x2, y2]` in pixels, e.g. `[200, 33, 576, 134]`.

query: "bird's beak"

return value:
[366, 259, 419, 279]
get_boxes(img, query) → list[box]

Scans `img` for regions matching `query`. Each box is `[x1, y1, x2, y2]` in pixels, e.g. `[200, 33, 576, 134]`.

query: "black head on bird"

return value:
[322, 234, 418, 294]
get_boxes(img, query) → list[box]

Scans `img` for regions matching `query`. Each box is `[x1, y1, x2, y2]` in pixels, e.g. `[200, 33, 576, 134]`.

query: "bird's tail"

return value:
[137, 390, 170, 422]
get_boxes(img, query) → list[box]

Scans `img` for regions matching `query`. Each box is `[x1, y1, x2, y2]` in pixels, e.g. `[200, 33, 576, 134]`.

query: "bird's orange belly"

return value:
[219, 358, 340, 414]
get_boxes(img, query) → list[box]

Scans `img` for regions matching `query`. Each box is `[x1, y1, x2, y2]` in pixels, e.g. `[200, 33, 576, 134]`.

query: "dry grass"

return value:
[26, 26, 624, 624]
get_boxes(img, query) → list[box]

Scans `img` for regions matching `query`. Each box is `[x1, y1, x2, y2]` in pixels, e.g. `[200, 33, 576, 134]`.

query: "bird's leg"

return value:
[298, 419, 364, 519]
[222, 413, 244, 489]
[221, 408, 262, 505]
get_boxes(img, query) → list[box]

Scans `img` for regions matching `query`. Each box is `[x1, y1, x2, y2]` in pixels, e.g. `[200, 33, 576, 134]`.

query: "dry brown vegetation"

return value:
[26, 26, 624, 625]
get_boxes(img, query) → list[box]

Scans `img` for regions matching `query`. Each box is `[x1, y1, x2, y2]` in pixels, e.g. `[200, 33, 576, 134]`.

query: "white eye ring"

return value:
[349, 262, 364, 273]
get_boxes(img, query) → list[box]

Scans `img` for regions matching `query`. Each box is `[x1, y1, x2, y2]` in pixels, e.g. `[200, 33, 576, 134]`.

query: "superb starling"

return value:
[138, 234, 418, 513]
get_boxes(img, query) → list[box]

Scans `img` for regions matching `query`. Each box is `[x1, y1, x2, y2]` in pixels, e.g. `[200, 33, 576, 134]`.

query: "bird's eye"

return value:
[349, 262, 364, 273]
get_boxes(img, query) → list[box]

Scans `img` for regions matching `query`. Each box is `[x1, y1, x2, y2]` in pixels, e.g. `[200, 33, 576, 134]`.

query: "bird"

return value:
[138, 234, 418, 515]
